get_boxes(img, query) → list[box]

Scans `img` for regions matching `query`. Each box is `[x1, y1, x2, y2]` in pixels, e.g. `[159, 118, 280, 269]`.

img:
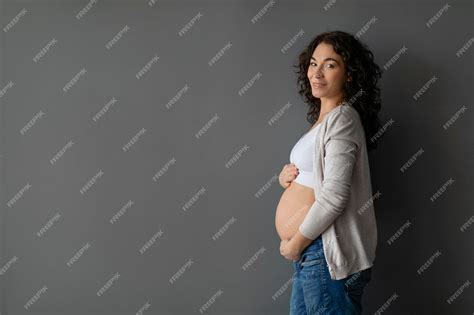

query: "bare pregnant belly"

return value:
[275, 181, 316, 240]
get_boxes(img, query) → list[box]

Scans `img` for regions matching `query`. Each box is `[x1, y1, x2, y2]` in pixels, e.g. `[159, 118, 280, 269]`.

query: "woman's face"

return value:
[307, 42, 350, 101]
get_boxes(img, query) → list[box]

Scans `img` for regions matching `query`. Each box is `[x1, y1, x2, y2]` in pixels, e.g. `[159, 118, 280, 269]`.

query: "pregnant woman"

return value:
[274, 30, 382, 314]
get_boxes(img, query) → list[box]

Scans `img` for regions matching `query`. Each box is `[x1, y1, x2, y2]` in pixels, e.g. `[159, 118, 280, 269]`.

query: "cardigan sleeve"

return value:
[298, 109, 361, 240]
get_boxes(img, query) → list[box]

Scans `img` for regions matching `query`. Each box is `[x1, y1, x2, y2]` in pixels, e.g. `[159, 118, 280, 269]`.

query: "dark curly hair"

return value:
[293, 30, 383, 152]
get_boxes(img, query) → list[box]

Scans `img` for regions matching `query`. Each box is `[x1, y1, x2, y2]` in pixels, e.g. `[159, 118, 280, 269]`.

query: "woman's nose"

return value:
[310, 67, 323, 79]
[311, 70, 322, 79]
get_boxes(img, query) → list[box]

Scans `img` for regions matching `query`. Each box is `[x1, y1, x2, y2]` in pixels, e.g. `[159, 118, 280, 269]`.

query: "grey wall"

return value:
[0, 0, 473, 314]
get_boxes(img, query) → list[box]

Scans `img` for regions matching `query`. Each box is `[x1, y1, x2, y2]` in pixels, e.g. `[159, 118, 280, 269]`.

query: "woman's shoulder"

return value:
[327, 104, 361, 126]
[323, 104, 364, 145]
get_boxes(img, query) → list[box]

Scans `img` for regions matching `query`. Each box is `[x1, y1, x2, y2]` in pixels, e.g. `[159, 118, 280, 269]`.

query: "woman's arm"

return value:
[298, 109, 361, 241]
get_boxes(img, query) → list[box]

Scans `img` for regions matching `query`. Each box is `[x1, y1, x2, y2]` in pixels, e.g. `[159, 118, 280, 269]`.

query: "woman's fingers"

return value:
[288, 168, 299, 178]
[280, 164, 299, 188]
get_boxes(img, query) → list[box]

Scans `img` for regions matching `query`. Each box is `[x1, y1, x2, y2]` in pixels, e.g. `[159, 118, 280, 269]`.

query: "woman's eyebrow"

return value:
[310, 56, 340, 64]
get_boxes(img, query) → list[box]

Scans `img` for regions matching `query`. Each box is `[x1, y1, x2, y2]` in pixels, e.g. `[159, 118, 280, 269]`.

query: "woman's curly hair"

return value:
[294, 30, 383, 152]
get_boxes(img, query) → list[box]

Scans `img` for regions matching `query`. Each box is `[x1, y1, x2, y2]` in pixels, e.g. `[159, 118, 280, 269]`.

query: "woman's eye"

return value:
[310, 62, 335, 68]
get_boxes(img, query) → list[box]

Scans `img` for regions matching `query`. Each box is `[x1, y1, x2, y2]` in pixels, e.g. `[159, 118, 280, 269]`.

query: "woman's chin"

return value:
[311, 90, 323, 98]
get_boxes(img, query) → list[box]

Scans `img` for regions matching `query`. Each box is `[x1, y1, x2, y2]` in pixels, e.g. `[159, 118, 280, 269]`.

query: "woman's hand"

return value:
[280, 238, 302, 262]
[279, 163, 299, 188]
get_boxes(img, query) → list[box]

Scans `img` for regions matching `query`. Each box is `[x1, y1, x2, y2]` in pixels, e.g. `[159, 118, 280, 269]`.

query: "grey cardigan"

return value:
[298, 103, 378, 280]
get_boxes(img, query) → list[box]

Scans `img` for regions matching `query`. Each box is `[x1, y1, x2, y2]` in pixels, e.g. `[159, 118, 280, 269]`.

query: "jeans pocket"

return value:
[300, 252, 325, 267]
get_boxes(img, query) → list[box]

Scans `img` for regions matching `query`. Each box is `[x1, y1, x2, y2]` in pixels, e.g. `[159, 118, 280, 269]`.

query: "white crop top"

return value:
[289, 124, 321, 188]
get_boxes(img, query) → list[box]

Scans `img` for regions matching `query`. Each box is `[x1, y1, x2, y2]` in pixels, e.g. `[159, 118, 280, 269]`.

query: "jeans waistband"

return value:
[303, 234, 323, 253]
[293, 234, 324, 268]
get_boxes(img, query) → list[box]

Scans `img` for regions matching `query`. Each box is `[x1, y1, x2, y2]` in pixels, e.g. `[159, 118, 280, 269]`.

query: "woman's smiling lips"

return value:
[312, 82, 326, 89]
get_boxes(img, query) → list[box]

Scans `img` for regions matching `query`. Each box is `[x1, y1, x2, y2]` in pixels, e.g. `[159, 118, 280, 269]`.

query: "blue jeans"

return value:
[290, 235, 372, 315]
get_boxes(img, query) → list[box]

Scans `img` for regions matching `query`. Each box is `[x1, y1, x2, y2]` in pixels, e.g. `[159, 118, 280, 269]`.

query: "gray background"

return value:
[1, 0, 473, 314]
